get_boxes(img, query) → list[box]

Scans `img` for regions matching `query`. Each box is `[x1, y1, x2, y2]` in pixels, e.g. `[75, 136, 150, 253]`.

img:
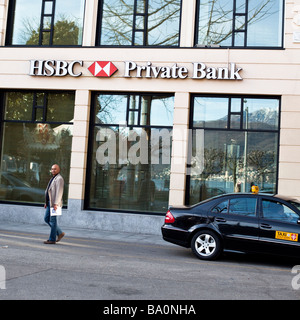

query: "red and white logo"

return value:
[291, 233, 297, 241]
[88, 61, 118, 77]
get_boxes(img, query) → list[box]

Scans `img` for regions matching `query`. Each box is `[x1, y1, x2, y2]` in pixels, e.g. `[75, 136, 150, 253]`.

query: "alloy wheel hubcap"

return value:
[195, 234, 216, 256]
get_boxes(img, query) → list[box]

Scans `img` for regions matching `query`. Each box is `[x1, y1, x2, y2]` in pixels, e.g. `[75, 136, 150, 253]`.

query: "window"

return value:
[187, 96, 280, 205]
[0, 91, 74, 205]
[196, 0, 284, 48]
[228, 197, 256, 216]
[86, 93, 174, 213]
[212, 199, 228, 213]
[212, 197, 256, 216]
[6, 0, 85, 46]
[97, 0, 181, 46]
[262, 200, 300, 223]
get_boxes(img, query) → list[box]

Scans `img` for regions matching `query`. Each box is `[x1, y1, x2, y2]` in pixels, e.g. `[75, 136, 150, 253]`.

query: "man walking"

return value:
[44, 164, 65, 244]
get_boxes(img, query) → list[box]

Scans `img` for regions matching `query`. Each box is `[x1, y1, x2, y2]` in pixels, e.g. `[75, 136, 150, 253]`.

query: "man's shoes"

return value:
[57, 232, 65, 242]
[44, 240, 56, 244]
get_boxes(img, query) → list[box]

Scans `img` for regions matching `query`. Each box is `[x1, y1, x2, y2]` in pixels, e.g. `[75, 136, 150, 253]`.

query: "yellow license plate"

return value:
[275, 231, 298, 242]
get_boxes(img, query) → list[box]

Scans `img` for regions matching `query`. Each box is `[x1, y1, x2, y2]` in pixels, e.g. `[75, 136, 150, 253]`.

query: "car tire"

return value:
[191, 230, 222, 260]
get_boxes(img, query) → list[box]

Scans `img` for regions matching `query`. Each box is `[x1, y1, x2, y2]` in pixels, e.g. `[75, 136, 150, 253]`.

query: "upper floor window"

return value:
[195, 0, 284, 48]
[97, 0, 181, 46]
[6, 0, 85, 46]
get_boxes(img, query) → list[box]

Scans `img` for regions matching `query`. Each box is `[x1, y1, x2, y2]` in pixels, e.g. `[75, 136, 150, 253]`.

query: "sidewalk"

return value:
[0, 221, 168, 246]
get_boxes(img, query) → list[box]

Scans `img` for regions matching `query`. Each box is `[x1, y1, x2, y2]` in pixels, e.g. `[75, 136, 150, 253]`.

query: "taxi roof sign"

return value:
[251, 185, 259, 194]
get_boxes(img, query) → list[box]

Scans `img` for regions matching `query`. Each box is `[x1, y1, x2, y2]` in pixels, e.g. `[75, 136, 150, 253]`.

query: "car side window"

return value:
[212, 200, 228, 213]
[262, 199, 300, 223]
[228, 197, 257, 217]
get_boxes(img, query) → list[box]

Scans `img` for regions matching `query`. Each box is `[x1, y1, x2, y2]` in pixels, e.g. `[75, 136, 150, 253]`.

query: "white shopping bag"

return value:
[50, 206, 62, 216]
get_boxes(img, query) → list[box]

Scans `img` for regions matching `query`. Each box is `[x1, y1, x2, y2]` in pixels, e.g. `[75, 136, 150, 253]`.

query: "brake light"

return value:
[165, 210, 175, 223]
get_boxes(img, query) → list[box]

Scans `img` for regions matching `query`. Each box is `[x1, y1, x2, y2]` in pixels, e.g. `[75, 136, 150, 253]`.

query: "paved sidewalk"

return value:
[0, 221, 169, 246]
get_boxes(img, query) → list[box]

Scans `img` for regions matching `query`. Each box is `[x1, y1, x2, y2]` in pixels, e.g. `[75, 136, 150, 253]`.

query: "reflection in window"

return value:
[86, 93, 174, 213]
[193, 97, 228, 128]
[193, 97, 279, 131]
[188, 96, 280, 205]
[196, 0, 283, 47]
[243, 99, 279, 130]
[0, 91, 74, 205]
[98, 0, 181, 46]
[7, 0, 85, 45]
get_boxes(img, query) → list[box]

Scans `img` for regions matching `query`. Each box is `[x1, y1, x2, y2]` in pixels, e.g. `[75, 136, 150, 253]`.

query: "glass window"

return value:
[144, 95, 174, 126]
[188, 96, 280, 205]
[86, 93, 174, 213]
[98, 0, 181, 46]
[7, 0, 85, 46]
[212, 199, 228, 213]
[46, 93, 75, 122]
[229, 197, 256, 216]
[243, 99, 279, 130]
[4, 92, 34, 121]
[212, 197, 256, 216]
[262, 200, 300, 223]
[196, 0, 283, 48]
[95, 94, 128, 125]
[193, 97, 228, 129]
[0, 91, 74, 206]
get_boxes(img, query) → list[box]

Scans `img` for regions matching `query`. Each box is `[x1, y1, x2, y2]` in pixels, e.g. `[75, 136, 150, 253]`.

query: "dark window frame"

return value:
[5, 0, 86, 47]
[186, 94, 281, 205]
[84, 91, 174, 215]
[194, 0, 285, 49]
[1, 90, 75, 125]
[96, 0, 183, 47]
[0, 89, 75, 207]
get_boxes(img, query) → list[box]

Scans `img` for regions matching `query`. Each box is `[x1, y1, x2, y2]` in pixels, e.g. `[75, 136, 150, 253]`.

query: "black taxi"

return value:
[161, 192, 300, 260]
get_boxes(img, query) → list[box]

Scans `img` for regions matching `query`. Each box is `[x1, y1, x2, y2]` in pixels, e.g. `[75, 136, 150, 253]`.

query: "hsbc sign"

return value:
[29, 60, 119, 77]
[29, 59, 243, 80]
[29, 60, 83, 77]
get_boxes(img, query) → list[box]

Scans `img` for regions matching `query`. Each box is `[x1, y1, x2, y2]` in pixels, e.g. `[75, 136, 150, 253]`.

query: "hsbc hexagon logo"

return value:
[88, 61, 118, 77]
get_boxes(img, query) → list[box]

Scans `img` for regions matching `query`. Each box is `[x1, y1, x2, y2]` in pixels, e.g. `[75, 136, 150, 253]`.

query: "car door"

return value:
[259, 197, 300, 256]
[210, 195, 260, 252]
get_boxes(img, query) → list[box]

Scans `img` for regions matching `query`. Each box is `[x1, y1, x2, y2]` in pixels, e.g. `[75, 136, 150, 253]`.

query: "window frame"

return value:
[96, 0, 183, 47]
[5, 0, 86, 47]
[228, 196, 257, 217]
[0, 90, 75, 207]
[261, 198, 300, 223]
[84, 91, 175, 214]
[186, 94, 281, 205]
[212, 196, 258, 217]
[194, 0, 285, 49]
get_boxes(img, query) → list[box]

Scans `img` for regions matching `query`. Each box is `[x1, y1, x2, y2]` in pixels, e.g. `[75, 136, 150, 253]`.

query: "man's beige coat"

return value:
[45, 174, 64, 207]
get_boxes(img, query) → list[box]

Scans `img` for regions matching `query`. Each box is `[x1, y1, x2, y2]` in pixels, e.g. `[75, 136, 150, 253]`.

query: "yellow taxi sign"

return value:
[251, 185, 259, 194]
[275, 231, 298, 242]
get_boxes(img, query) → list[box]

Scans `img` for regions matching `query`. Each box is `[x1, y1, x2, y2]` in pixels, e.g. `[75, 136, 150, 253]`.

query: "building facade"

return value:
[0, 0, 299, 235]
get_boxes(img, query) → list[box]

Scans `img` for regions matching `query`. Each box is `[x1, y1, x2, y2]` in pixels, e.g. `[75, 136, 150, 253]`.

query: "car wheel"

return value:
[191, 230, 222, 260]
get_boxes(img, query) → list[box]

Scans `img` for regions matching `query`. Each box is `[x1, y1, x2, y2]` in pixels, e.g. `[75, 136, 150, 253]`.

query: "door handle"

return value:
[215, 217, 226, 222]
[260, 223, 272, 229]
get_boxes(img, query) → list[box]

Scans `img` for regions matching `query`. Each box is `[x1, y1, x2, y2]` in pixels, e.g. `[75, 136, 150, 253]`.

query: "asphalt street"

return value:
[0, 222, 300, 301]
